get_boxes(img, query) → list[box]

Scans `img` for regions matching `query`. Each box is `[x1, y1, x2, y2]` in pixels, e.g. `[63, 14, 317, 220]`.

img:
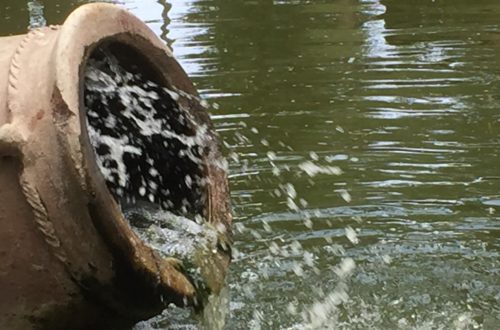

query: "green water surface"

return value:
[2, 1, 499, 329]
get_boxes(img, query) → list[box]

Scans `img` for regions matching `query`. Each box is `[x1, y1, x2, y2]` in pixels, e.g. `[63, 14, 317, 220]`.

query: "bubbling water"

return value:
[84, 44, 207, 218]
[83, 43, 229, 328]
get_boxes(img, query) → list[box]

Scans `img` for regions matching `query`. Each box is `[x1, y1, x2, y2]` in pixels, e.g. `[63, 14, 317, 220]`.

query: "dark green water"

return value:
[2, 1, 500, 329]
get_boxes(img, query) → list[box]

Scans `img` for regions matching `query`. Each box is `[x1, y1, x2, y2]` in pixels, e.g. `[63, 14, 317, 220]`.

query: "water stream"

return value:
[84, 45, 230, 329]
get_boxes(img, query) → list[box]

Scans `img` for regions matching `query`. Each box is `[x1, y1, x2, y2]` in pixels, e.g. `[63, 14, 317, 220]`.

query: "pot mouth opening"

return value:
[83, 41, 208, 220]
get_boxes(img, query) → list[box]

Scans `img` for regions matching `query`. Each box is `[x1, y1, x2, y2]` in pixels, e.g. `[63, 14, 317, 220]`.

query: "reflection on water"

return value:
[2, 0, 500, 328]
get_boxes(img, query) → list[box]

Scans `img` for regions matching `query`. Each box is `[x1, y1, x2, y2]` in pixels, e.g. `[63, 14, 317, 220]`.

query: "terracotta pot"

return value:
[0, 3, 231, 329]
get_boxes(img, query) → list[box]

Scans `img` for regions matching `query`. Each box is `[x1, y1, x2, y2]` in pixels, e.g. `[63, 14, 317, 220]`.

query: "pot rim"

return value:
[54, 2, 205, 309]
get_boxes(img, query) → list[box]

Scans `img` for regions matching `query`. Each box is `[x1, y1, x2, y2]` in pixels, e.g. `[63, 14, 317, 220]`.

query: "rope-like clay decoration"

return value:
[8, 26, 71, 268]
[7, 30, 36, 116]
[20, 173, 69, 265]
[7, 26, 60, 117]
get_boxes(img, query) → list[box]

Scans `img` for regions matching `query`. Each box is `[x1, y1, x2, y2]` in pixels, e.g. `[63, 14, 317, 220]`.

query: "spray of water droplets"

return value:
[84, 46, 208, 217]
[84, 45, 230, 329]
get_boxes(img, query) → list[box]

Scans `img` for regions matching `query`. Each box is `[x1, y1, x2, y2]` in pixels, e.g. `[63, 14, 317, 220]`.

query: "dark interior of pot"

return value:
[83, 42, 207, 218]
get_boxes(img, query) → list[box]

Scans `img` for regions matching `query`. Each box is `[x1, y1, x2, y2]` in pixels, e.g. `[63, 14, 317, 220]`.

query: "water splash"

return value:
[84, 45, 230, 328]
[27, 0, 46, 29]
[124, 203, 229, 297]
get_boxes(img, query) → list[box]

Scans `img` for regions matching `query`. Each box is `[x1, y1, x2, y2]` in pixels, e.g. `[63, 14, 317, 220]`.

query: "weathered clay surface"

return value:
[0, 3, 231, 329]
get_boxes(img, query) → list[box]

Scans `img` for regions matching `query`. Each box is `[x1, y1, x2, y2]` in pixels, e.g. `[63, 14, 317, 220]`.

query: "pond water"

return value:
[2, 0, 500, 329]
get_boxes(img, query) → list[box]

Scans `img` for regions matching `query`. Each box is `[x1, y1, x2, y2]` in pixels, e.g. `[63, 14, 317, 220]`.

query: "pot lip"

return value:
[55, 2, 173, 128]
[53, 3, 201, 307]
